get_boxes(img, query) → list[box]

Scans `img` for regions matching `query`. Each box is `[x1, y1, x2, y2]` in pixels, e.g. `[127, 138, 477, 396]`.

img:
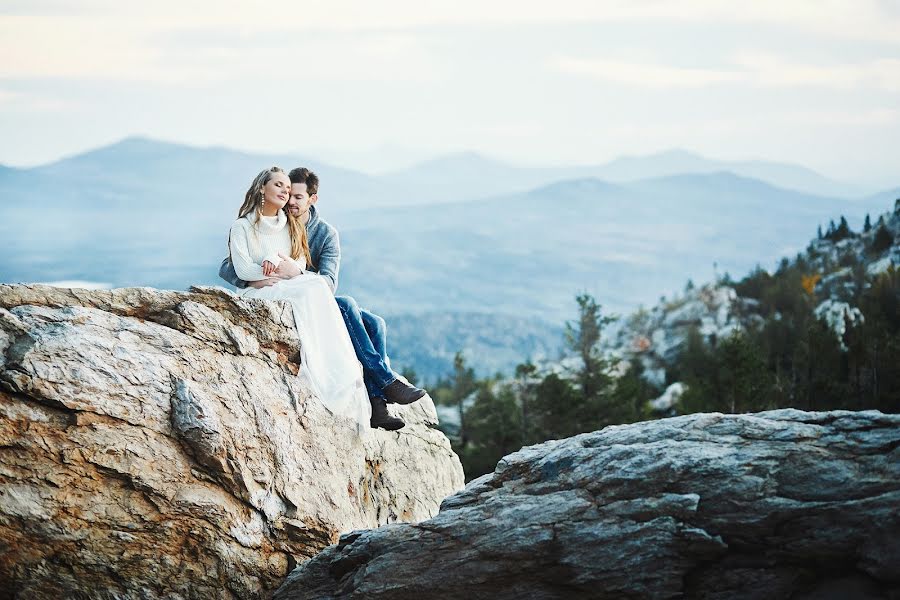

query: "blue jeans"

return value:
[335, 296, 396, 399]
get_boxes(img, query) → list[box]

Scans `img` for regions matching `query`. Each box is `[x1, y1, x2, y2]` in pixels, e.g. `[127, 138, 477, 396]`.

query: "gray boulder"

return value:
[0, 284, 464, 599]
[276, 409, 899, 599]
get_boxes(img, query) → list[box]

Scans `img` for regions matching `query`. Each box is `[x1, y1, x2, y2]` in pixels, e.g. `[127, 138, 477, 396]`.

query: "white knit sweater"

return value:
[228, 211, 305, 281]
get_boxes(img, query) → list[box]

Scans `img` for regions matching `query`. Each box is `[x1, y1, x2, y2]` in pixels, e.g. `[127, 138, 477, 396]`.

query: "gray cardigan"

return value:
[219, 205, 340, 292]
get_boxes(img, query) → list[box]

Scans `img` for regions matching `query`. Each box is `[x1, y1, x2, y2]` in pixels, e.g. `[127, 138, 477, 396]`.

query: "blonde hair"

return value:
[236, 166, 312, 267]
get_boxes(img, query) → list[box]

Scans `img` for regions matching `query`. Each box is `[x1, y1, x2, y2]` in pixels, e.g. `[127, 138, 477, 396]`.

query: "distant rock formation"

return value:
[0, 284, 464, 599]
[614, 200, 900, 400]
[614, 283, 756, 389]
[276, 409, 900, 599]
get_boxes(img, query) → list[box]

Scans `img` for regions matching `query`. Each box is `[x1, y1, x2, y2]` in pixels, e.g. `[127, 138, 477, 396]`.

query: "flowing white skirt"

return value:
[239, 274, 371, 434]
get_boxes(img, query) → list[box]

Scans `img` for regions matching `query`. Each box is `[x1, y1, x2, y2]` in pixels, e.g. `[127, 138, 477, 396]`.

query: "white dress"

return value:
[229, 211, 370, 433]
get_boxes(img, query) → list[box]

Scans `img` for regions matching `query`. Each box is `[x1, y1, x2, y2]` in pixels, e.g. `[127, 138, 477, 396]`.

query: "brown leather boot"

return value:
[382, 379, 427, 405]
[370, 396, 405, 430]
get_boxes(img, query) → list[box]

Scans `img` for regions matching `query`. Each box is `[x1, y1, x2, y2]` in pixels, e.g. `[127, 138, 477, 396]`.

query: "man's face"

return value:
[289, 182, 317, 219]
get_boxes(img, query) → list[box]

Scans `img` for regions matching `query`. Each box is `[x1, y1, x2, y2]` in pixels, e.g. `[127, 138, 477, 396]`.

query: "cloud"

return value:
[553, 53, 900, 93]
[0, 87, 71, 112]
[553, 56, 742, 88]
[0, 16, 438, 84]
[735, 52, 900, 92]
[7, 0, 898, 43]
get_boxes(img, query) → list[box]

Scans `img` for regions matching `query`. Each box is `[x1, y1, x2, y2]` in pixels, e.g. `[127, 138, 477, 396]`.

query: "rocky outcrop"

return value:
[613, 283, 756, 389]
[0, 284, 464, 599]
[276, 409, 900, 599]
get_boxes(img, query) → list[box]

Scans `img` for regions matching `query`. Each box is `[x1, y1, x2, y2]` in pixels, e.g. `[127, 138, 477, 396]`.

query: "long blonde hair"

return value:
[236, 166, 312, 266]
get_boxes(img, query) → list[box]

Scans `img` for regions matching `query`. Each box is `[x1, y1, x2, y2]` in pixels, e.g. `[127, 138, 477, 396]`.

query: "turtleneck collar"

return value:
[253, 210, 287, 234]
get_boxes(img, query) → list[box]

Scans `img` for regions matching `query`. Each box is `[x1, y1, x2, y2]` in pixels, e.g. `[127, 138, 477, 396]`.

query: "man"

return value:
[219, 167, 425, 430]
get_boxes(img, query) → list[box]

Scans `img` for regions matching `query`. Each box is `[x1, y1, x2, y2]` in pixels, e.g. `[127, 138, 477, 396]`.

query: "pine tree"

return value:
[449, 352, 477, 448]
[831, 216, 852, 242]
[864, 214, 872, 233]
[564, 294, 623, 429]
[514, 361, 538, 444]
[872, 225, 895, 254]
[460, 383, 523, 479]
[717, 331, 773, 413]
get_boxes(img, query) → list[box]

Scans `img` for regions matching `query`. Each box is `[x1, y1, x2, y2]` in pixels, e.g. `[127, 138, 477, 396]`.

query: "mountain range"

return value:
[1, 137, 896, 379]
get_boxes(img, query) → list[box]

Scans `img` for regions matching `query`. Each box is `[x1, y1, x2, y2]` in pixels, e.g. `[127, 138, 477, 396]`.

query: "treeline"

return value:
[429, 294, 656, 478]
[427, 207, 900, 480]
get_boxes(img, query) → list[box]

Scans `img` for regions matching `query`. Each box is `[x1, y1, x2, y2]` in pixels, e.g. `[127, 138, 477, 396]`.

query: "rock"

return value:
[275, 409, 900, 600]
[814, 299, 865, 350]
[649, 381, 687, 412]
[0, 284, 464, 599]
[867, 256, 893, 276]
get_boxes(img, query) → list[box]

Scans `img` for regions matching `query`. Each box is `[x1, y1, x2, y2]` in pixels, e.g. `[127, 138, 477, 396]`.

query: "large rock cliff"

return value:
[0, 284, 464, 599]
[276, 409, 899, 599]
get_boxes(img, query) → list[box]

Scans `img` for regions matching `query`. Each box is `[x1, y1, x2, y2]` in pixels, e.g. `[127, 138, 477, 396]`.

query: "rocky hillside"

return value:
[612, 199, 900, 410]
[0, 284, 464, 599]
[275, 409, 900, 599]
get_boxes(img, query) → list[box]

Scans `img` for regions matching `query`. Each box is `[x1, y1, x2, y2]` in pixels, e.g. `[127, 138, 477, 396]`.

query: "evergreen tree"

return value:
[530, 373, 581, 440]
[460, 383, 523, 478]
[514, 361, 539, 445]
[864, 214, 872, 233]
[716, 331, 773, 413]
[827, 216, 852, 242]
[872, 225, 895, 254]
[565, 294, 625, 428]
[448, 352, 477, 448]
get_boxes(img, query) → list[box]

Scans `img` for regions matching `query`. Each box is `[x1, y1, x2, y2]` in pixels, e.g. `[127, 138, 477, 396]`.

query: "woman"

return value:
[229, 166, 370, 433]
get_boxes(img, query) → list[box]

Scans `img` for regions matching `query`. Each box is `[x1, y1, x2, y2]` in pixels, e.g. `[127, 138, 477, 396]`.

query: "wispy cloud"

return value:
[735, 52, 900, 92]
[553, 57, 742, 88]
[553, 53, 900, 92]
[0, 16, 437, 84]
[6, 1, 898, 43]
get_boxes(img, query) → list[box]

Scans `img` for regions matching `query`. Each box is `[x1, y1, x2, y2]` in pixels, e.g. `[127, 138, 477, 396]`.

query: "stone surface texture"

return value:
[276, 409, 900, 600]
[0, 284, 464, 599]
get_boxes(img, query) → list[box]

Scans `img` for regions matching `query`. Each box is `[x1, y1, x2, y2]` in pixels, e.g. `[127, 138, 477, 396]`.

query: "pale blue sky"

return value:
[1, 0, 899, 186]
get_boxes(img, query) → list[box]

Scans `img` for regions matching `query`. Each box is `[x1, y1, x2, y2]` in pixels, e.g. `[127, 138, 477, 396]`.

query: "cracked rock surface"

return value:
[0, 284, 464, 599]
[276, 409, 900, 600]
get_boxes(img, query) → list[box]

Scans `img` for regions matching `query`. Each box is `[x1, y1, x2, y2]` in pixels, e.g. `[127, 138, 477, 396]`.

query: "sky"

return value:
[1, 0, 899, 186]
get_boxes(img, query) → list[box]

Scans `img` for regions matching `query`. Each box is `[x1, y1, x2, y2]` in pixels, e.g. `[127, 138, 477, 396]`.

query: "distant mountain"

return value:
[2, 139, 889, 321]
[1, 137, 896, 379]
[594, 149, 864, 198]
[383, 148, 865, 204]
[336, 175, 897, 325]
[24, 136, 382, 213]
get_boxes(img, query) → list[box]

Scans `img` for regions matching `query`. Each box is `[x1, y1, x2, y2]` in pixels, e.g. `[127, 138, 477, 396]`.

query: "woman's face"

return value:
[262, 172, 291, 210]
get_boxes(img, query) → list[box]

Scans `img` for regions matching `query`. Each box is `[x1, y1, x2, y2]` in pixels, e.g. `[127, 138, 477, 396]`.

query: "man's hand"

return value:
[248, 278, 279, 289]
[274, 252, 304, 279]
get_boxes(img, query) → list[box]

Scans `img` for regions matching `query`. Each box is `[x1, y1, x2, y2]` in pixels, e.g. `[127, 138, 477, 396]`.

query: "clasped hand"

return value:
[252, 253, 305, 288]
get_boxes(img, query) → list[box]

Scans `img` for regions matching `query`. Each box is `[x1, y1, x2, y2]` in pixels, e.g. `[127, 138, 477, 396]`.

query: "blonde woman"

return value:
[228, 166, 370, 432]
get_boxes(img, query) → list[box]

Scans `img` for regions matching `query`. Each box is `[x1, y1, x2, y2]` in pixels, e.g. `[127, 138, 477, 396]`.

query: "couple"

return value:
[220, 166, 426, 432]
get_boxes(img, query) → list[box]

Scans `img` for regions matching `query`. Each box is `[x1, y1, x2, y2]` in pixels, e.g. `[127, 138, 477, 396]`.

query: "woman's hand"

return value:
[262, 260, 277, 276]
[248, 278, 279, 289]
[274, 253, 304, 279]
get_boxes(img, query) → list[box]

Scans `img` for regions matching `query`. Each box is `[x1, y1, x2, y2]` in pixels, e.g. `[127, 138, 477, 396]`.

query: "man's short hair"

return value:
[288, 167, 319, 195]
